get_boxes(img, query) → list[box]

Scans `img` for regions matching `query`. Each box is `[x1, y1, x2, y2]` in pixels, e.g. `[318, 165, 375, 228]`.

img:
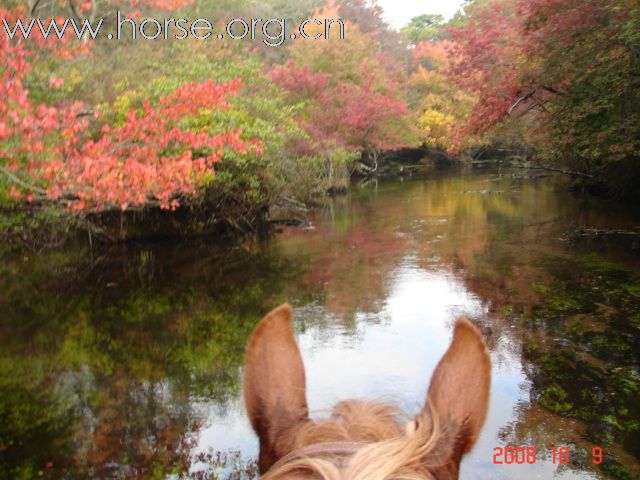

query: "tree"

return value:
[401, 14, 446, 44]
[0, 6, 89, 202]
[448, 0, 640, 187]
[337, 0, 411, 68]
[517, 0, 640, 172]
[447, 0, 523, 139]
[269, 2, 416, 158]
[407, 40, 476, 151]
[47, 79, 260, 211]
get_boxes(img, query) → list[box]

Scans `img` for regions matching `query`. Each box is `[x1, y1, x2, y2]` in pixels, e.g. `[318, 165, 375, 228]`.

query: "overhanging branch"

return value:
[508, 91, 535, 115]
[0, 165, 47, 195]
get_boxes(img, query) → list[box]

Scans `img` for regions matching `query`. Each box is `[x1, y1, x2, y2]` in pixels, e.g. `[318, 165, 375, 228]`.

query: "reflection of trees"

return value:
[0, 241, 298, 478]
[73, 373, 190, 477]
[279, 184, 411, 322]
[277, 176, 574, 342]
[497, 403, 607, 477]
[515, 256, 640, 479]
[2, 173, 639, 478]
[406, 176, 640, 479]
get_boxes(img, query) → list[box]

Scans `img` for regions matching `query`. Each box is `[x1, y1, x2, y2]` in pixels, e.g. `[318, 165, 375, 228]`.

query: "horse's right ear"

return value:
[422, 317, 491, 475]
[243, 304, 309, 473]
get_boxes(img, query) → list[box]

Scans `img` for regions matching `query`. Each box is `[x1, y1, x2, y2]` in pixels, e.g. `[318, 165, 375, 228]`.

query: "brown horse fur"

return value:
[243, 304, 491, 479]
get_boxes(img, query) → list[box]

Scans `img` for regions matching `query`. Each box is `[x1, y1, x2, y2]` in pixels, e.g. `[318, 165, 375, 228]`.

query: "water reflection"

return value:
[1, 170, 639, 479]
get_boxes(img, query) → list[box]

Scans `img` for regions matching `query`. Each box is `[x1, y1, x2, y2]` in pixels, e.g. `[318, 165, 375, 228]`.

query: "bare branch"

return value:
[527, 164, 594, 179]
[508, 91, 535, 115]
[30, 0, 43, 15]
[0, 165, 47, 195]
[530, 95, 550, 113]
[542, 84, 567, 96]
[68, 0, 81, 22]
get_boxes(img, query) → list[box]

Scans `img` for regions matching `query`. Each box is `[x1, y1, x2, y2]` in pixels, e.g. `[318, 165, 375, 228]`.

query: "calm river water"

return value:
[1, 169, 639, 479]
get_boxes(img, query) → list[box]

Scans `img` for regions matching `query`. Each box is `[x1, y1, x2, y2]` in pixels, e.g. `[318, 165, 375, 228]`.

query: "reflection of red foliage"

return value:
[285, 206, 410, 317]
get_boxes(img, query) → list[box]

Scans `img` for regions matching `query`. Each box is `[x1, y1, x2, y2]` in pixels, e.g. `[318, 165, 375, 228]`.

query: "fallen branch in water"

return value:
[561, 226, 640, 241]
[268, 218, 308, 227]
[278, 195, 310, 212]
[518, 164, 594, 179]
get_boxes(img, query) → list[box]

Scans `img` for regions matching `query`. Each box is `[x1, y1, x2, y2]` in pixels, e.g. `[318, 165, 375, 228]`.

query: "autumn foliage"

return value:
[270, 61, 409, 154]
[407, 40, 475, 150]
[0, 4, 264, 213]
[2, 0, 638, 226]
[269, 1, 416, 159]
[0, 0, 420, 218]
[447, 0, 640, 178]
[1, 7, 87, 197]
[43, 79, 260, 211]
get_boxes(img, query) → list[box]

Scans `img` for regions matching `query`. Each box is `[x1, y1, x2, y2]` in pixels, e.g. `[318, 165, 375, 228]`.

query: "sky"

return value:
[376, 0, 466, 29]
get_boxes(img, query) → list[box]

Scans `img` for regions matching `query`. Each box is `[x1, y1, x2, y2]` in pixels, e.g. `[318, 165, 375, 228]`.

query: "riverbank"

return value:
[3, 154, 638, 251]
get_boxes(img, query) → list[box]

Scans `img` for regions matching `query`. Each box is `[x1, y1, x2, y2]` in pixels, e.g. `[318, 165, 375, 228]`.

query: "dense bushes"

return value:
[0, 0, 418, 239]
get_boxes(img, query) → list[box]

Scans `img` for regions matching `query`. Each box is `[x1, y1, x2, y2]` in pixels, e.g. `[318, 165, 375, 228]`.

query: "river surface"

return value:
[1, 169, 639, 479]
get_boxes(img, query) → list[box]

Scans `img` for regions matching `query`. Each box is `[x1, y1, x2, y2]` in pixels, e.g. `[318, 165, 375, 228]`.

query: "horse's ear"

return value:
[423, 317, 491, 471]
[243, 304, 309, 472]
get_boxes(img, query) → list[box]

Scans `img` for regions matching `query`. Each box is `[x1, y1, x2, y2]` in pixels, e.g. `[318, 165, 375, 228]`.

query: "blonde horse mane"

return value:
[263, 400, 449, 480]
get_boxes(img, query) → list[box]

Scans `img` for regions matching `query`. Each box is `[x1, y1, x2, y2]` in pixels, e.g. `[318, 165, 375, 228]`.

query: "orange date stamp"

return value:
[492, 446, 604, 465]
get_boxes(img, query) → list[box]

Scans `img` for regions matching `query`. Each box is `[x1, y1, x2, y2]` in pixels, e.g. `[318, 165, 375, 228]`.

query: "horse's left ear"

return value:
[243, 304, 309, 473]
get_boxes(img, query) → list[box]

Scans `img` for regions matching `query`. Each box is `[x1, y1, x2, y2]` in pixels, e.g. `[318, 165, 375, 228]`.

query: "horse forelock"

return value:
[262, 400, 450, 480]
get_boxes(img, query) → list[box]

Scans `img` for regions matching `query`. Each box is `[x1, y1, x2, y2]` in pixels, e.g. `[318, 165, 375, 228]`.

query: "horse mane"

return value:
[263, 400, 451, 480]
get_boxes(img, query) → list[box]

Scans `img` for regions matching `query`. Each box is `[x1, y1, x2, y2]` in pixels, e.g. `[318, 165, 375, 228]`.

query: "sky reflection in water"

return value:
[191, 258, 595, 479]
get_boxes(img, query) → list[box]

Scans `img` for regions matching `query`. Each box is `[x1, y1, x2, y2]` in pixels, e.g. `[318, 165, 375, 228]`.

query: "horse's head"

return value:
[243, 304, 491, 479]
